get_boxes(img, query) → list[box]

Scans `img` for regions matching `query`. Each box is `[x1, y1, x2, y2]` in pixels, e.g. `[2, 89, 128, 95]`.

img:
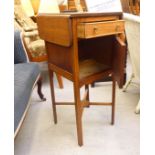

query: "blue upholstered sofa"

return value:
[14, 30, 45, 137]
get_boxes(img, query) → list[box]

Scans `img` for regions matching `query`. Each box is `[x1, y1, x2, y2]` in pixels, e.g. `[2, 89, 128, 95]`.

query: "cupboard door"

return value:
[113, 37, 127, 88]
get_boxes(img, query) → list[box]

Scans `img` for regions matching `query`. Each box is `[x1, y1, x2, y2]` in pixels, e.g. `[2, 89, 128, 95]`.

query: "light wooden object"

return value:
[77, 20, 124, 38]
[37, 12, 126, 146]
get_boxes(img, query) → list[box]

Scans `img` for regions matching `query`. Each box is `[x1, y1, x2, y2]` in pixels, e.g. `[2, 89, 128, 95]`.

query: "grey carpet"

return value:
[14, 66, 140, 155]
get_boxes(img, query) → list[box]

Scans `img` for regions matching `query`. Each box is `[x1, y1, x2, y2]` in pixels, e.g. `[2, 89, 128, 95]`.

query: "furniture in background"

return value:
[37, 12, 126, 146]
[121, 0, 140, 15]
[14, 30, 46, 138]
[68, 0, 86, 11]
[68, 0, 140, 15]
[14, 3, 64, 88]
[128, 0, 140, 15]
[120, 0, 130, 13]
[123, 13, 140, 113]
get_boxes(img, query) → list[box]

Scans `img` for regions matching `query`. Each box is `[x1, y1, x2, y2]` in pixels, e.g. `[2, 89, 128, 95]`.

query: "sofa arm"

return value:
[14, 30, 28, 64]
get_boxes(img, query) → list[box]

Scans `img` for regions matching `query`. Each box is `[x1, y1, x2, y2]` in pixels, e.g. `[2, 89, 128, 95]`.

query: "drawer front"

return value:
[78, 20, 124, 38]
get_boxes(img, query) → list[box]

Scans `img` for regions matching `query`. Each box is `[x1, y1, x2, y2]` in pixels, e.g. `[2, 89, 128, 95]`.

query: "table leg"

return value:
[49, 69, 57, 124]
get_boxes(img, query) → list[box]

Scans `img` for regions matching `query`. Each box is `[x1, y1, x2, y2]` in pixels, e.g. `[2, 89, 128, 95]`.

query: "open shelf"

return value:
[79, 59, 111, 80]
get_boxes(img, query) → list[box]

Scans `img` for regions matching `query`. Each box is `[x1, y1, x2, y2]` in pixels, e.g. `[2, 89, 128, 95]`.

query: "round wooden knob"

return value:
[115, 25, 120, 32]
[93, 26, 98, 34]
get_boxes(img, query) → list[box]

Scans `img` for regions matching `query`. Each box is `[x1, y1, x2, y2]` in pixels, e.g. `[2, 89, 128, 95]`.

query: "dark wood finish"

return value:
[37, 76, 46, 101]
[113, 36, 126, 87]
[85, 85, 89, 107]
[46, 42, 73, 73]
[37, 12, 126, 146]
[111, 76, 116, 125]
[72, 18, 83, 146]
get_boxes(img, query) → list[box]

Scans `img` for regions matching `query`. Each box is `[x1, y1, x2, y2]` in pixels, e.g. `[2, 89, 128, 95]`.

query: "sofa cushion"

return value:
[29, 39, 46, 58]
[14, 63, 40, 132]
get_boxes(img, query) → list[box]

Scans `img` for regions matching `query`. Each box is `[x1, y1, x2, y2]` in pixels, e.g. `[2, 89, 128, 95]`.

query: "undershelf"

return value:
[79, 59, 111, 80]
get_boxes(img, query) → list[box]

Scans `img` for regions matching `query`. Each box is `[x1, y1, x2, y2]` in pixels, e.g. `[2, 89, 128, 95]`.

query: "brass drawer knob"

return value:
[115, 25, 120, 32]
[93, 26, 98, 34]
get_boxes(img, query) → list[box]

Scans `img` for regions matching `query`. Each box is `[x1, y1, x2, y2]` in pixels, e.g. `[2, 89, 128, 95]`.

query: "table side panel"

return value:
[78, 36, 114, 67]
[46, 42, 73, 74]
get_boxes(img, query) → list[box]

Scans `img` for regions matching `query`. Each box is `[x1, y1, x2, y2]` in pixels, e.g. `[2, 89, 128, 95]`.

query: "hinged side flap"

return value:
[37, 14, 72, 47]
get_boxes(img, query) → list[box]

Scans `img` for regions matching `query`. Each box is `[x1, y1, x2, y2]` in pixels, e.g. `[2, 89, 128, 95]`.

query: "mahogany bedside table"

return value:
[37, 12, 126, 146]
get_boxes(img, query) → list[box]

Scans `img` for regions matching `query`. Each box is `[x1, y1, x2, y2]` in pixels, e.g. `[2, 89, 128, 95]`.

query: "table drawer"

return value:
[77, 20, 124, 38]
